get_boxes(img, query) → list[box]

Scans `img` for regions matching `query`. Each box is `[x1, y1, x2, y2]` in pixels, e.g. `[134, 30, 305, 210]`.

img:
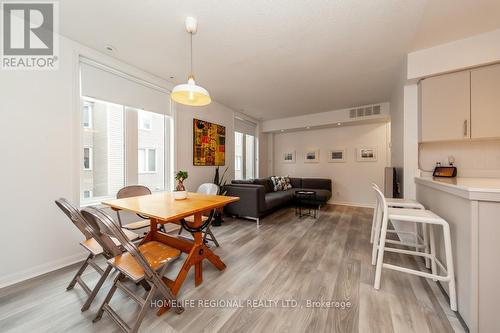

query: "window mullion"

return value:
[125, 107, 138, 185]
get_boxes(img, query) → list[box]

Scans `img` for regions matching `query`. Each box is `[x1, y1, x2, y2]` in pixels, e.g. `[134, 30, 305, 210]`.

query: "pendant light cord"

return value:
[189, 32, 193, 78]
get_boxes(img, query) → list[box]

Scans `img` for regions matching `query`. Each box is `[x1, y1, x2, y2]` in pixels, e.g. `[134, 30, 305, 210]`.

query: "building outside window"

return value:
[80, 98, 169, 204]
[82, 102, 93, 128]
[138, 110, 152, 130]
[235, 132, 243, 180]
[138, 148, 157, 173]
[83, 147, 92, 170]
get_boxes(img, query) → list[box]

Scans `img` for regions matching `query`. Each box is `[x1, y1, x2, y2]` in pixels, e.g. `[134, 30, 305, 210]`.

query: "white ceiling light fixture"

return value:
[171, 16, 211, 107]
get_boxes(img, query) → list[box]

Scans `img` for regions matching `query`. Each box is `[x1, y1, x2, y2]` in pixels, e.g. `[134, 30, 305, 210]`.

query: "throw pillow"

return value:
[271, 176, 292, 191]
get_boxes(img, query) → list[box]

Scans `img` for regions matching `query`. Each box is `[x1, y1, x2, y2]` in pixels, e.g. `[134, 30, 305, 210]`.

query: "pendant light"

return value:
[171, 17, 211, 107]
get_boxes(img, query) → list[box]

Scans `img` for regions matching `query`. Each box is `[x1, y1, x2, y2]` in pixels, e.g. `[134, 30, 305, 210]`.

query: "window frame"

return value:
[138, 111, 153, 131]
[83, 146, 93, 171]
[234, 131, 257, 180]
[138, 147, 157, 174]
[82, 102, 93, 129]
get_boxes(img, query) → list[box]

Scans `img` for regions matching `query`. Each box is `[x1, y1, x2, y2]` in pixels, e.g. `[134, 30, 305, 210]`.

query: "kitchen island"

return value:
[415, 177, 500, 333]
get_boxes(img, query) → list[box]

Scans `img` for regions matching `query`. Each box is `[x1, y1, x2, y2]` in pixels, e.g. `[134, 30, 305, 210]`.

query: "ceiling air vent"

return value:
[349, 104, 382, 119]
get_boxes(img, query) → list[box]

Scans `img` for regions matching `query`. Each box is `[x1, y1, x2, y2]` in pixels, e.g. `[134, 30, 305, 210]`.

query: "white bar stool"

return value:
[372, 187, 457, 311]
[369, 184, 425, 243]
[370, 183, 429, 268]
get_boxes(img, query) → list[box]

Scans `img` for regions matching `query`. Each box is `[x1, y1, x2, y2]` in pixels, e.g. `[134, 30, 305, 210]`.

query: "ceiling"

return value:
[59, 0, 500, 120]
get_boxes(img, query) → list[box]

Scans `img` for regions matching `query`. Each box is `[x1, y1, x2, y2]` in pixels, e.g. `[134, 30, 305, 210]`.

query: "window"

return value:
[245, 134, 255, 179]
[138, 148, 157, 173]
[234, 117, 257, 180]
[137, 110, 165, 191]
[138, 111, 152, 130]
[82, 102, 93, 128]
[80, 61, 172, 205]
[80, 98, 125, 204]
[83, 147, 92, 170]
[234, 132, 243, 180]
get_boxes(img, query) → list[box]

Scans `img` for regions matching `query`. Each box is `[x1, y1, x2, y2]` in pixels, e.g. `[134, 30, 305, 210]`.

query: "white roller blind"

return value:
[235, 117, 257, 136]
[80, 60, 170, 115]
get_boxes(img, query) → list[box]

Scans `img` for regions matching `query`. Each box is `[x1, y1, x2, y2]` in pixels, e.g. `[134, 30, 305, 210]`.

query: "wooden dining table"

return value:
[102, 191, 239, 315]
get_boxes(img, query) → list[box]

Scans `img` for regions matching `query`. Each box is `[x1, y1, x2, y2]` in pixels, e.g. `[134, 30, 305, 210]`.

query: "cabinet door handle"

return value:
[463, 119, 468, 137]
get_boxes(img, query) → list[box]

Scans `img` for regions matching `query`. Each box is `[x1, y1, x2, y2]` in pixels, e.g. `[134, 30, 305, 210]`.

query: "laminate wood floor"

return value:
[0, 205, 466, 333]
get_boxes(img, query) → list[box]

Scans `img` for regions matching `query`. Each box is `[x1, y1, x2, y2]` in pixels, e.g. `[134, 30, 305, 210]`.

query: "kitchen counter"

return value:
[415, 176, 500, 201]
[415, 176, 500, 333]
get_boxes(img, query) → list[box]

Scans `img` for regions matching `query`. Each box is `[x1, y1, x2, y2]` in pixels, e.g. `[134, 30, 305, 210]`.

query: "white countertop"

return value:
[415, 177, 500, 202]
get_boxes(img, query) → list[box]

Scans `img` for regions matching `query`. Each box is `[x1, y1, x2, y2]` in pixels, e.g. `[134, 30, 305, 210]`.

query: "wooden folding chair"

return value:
[115, 185, 152, 232]
[55, 198, 119, 311]
[81, 207, 183, 333]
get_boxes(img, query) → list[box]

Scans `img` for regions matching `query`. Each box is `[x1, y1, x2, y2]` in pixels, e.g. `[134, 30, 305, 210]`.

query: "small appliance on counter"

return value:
[432, 158, 457, 178]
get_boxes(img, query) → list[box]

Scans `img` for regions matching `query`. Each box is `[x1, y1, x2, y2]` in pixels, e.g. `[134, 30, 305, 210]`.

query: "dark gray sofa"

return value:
[224, 177, 332, 224]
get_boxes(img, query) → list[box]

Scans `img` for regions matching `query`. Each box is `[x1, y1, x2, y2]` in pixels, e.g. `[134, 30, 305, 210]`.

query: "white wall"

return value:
[419, 140, 500, 178]
[389, 63, 406, 170]
[0, 35, 242, 288]
[402, 84, 419, 200]
[273, 123, 390, 207]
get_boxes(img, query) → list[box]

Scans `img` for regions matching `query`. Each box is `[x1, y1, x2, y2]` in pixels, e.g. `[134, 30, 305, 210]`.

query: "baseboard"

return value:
[0, 251, 87, 289]
[329, 200, 375, 209]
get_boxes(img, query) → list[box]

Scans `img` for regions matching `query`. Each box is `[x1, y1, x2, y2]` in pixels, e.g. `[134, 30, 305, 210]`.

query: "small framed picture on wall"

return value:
[282, 151, 296, 163]
[304, 149, 320, 163]
[356, 146, 377, 162]
[328, 149, 346, 163]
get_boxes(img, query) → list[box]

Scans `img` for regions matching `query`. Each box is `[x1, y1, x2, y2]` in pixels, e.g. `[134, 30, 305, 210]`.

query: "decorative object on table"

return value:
[271, 176, 292, 191]
[282, 150, 296, 163]
[193, 118, 226, 166]
[174, 170, 188, 200]
[171, 17, 211, 107]
[356, 146, 377, 162]
[212, 166, 229, 226]
[294, 190, 320, 218]
[327, 148, 346, 163]
[304, 149, 320, 163]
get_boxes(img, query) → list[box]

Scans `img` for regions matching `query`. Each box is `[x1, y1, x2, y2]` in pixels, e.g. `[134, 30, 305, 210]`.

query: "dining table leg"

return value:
[153, 212, 226, 316]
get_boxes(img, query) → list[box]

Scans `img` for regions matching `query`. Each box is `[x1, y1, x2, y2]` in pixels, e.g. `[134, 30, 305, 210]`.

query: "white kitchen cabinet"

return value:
[471, 63, 500, 139]
[420, 71, 471, 142]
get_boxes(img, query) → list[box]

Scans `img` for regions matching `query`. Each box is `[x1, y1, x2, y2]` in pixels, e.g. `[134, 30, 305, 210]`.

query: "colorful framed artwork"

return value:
[328, 149, 346, 163]
[356, 146, 377, 162]
[304, 149, 320, 163]
[282, 151, 296, 163]
[193, 118, 226, 166]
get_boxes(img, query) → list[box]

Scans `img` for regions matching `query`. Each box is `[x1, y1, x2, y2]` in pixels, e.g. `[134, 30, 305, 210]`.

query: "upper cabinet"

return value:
[420, 63, 500, 142]
[420, 71, 471, 142]
[471, 64, 500, 139]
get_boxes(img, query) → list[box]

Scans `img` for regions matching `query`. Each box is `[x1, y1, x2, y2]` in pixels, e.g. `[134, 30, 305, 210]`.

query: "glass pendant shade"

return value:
[171, 76, 211, 107]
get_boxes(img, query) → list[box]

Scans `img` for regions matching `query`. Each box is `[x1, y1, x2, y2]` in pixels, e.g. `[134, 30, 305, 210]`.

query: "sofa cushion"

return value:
[292, 188, 332, 203]
[301, 178, 332, 191]
[265, 191, 293, 210]
[289, 177, 302, 188]
[231, 179, 254, 185]
[253, 177, 274, 193]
